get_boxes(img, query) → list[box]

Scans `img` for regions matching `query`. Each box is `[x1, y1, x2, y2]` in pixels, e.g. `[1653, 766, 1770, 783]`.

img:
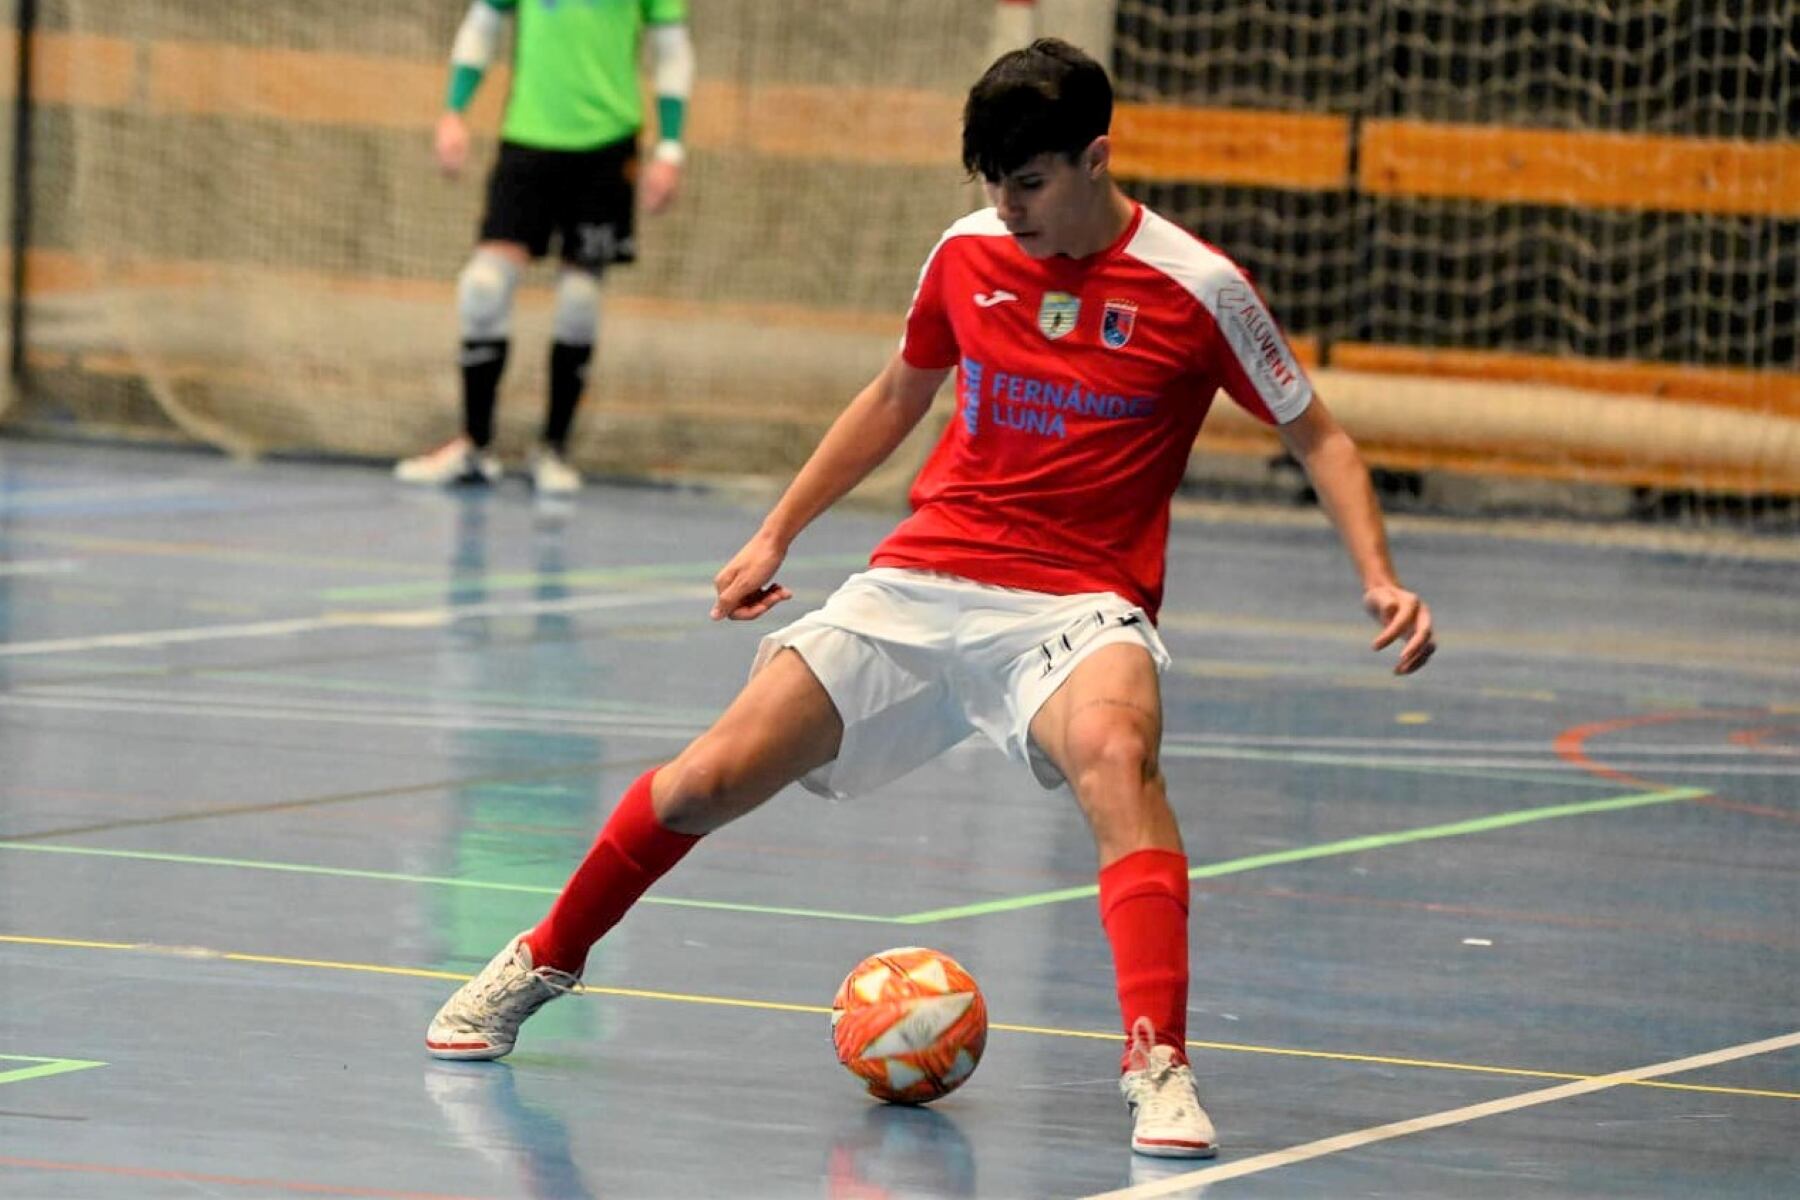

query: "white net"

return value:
[1, 0, 15, 422]
[9, 2, 1799, 518]
[1112, 1, 1799, 514]
[19, 0, 990, 472]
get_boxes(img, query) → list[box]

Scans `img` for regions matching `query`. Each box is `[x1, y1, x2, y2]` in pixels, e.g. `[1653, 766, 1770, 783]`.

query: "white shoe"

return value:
[531, 446, 581, 496]
[425, 934, 579, 1060]
[1120, 1017, 1217, 1159]
[396, 437, 503, 486]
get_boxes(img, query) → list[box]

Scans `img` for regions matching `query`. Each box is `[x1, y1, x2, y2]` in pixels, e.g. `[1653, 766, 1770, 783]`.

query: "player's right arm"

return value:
[710, 355, 950, 621]
[436, 0, 513, 177]
[712, 228, 960, 621]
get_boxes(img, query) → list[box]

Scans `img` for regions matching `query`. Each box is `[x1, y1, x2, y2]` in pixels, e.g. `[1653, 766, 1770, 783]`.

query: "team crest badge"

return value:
[1037, 291, 1080, 340]
[1101, 299, 1138, 349]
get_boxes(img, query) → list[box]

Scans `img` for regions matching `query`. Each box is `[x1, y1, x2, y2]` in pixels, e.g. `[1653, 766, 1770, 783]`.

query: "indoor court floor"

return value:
[1, 438, 1796, 1198]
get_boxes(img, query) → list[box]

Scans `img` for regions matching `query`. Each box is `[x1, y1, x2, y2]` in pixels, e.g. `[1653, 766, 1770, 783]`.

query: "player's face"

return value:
[985, 149, 1100, 260]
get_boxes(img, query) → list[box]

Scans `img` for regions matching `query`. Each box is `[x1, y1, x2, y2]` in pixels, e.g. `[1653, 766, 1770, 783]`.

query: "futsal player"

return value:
[396, 0, 694, 495]
[425, 38, 1436, 1159]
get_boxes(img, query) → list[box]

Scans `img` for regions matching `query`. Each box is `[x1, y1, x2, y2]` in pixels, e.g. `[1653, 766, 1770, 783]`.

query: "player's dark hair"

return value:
[962, 38, 1113, 181]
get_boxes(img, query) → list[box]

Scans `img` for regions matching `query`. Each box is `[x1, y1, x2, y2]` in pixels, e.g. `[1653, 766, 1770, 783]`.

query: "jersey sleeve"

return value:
[644, 0, 687, 23]
[900, 237, 960, 370]
[1205, 270, 1312, 425]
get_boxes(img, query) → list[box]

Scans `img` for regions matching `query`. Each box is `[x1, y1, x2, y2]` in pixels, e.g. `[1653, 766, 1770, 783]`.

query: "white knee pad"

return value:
[458, 250, 522, 340]
[552, 270, 603, 346]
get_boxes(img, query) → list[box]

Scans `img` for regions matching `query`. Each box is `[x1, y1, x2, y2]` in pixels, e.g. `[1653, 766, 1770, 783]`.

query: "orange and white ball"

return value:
[831, 946, 987, 1104]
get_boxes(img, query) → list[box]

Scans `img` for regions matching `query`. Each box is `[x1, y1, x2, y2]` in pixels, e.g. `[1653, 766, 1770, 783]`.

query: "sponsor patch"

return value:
[1216, 281, 1306, 416]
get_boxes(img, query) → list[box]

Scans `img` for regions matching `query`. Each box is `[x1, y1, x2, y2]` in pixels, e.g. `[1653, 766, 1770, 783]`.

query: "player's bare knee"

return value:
[1064, 718, 1159, 793]
[457, 250, 522, 340]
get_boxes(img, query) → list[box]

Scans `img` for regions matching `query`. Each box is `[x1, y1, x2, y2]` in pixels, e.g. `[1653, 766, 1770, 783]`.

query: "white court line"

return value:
[1164, 733, 1794, 757]
[1161, 744, 1800, 779]
[0, 558, 81, 577]
[15, 691, 1795, 776]
[0, 586, 713, 658]
[6, 685, 702, 729]
[0, 692, 701, 739]
[0, 480, 215, 510]
[1084, 1029, 1800, 1198]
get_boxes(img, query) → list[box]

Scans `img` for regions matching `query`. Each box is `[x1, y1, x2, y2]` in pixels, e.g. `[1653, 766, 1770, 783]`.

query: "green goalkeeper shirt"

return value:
[486, 0, 688, 151]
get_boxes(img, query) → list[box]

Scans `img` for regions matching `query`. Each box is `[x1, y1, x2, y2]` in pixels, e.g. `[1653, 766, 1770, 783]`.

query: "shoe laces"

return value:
[455, 943, 578, 1028]
[1122, 1017, 1201, 1122]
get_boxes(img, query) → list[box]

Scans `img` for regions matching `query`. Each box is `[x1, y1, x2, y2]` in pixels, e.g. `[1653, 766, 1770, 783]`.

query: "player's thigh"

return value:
[478, 143, 556, 259]
[1027, 640, 1164, 787]
[654, 647, 844, 832]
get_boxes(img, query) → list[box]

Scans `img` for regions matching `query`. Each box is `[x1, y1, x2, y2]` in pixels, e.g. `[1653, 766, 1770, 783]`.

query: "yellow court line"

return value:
[10, 934, 1796, 1102]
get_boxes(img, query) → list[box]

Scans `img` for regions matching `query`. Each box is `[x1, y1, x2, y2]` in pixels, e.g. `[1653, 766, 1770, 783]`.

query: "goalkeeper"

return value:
[396, 0, 694, 496]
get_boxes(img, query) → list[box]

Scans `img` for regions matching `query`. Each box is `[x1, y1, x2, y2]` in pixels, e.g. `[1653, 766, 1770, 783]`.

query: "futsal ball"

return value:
[831, 946, 987, 1104]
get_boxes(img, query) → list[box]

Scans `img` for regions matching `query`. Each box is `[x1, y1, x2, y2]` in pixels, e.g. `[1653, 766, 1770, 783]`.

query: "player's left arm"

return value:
[640, 7, 694, 215]
[1277, 399, 1437, 675]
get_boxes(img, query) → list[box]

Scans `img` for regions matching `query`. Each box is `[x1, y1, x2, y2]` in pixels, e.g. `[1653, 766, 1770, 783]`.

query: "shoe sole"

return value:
[425, 1039, 513, 1061]
[1132, 1139, 1218, 1159]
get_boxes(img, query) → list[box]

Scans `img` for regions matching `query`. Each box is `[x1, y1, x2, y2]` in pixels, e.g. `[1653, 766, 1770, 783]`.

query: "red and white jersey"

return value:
[872, 202, 1313, 620]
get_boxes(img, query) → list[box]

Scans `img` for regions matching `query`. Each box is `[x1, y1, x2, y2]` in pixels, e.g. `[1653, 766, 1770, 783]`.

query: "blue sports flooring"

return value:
[1, 438, 1796, 1198]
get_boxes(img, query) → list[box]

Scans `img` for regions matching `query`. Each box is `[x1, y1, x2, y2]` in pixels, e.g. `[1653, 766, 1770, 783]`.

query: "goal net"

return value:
[1112, 1, 1798, 518]
[15, 0, 988, 473]
[9, 1, 1798, 521]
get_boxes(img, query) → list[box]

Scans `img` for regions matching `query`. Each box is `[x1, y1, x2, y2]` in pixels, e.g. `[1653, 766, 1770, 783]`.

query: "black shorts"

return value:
[478, 137, 638, 272]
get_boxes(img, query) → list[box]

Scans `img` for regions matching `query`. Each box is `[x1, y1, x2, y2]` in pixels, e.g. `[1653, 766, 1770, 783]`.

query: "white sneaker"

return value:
[395, 437, 503, 486]
[1120, 1017, 1217, 1159]
[530, 446, 581, 495]
[425, 934, 579, 1060]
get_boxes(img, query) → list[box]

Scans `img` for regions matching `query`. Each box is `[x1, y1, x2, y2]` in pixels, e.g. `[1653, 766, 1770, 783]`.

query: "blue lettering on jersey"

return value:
[959, 357, 983, 436]
[966, 358, 1154, 441]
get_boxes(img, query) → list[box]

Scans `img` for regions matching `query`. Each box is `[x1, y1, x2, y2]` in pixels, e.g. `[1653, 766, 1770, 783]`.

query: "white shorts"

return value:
[750, 567, 1171, 800]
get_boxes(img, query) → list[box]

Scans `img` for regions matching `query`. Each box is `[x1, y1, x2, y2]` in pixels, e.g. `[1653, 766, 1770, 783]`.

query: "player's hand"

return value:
[1364, 584, 1436, 675]
[711, 531, 793, 621]
[435, 113, 470, 177]
[640, 159, 681, 215]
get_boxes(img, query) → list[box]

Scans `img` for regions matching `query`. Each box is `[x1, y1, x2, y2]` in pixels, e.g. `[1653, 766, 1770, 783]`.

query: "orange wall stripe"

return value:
[1332, 343, 1800, 418]
[1361, 119, 1800, 218]
[1112, 104, 1350, 189]
[0, 30, 137, 108]
[147, 42, 511, 131]
[13, 32, 1798, 215]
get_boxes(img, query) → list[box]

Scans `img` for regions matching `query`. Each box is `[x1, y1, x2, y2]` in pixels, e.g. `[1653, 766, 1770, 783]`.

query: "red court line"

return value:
[1554, 709, 1800, 824]
[0, 1157, 493, 1199]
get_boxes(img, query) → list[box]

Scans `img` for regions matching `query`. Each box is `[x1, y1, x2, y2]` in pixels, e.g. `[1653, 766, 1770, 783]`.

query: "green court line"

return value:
[319, 553, 869, 603]
[0, 786, 1708, 928]
[0, 1056, 107, 1087]
[891, 786, 1710, 923]
[207, 672, 718, 722]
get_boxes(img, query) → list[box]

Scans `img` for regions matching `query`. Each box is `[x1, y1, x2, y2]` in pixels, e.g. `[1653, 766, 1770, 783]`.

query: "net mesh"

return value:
[1114, 1, 1798, 515]
[18, 0, 988, 470]
[1, 0, 15, 422]
[8, 1, 1800, 519]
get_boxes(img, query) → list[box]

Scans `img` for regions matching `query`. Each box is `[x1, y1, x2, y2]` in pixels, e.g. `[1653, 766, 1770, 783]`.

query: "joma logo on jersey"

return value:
[1217, 283, 1298, 391]
[1037, 292, 1080, 340]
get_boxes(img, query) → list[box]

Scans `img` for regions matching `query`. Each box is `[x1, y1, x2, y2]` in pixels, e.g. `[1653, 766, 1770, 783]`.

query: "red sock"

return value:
[1098, 848, 1191, 1067]
[525, 768, 699, 975]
